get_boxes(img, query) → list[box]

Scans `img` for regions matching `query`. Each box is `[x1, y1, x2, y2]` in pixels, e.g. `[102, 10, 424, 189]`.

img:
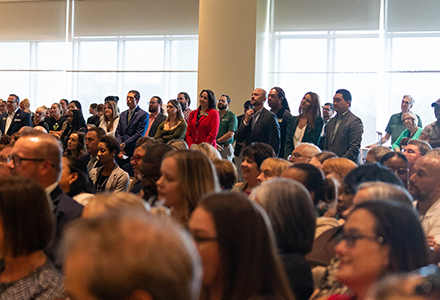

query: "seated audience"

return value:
[89, 135, 129, 193]
[60, 109, 87, 150]
[46, 103, 66, 136]
[257, 157, 292, 184]
[0, 99, 5, 114]
[19, 98, 32, 114]
[380, 152, 410, 188]
[328, 201, 428, 300]
[364, 146, 391, 164]
[399, 137, 411, 150]
[155, 100, 187, 143]
[82, 127, 106, 172]
[64, 131, 86, 160]
[87, 103, 100, 127]
[31, 106, 50, 132]
[288, 142, 321, 164]
[0, 145, 12, 176]
[392, 112, 423, 151]
[211, 159, 238, 190]
[251, 178, 315, 300]
[63, 210, 202, 300]
[0, 177, 66, 299]
[167, 138, 188, 150]
[59, 156, 95, 205]
[156, 150, 220, 226]
[403, 139, 432, 174]
[82, 192, 149, 217]
[190, 142, 222, 160]
[99, 100, 119, 136]
[285, 92, 323, 159]
[234, 142, 276, 195]
[188, 192, 295, 300]
[309, 151, 338, 169]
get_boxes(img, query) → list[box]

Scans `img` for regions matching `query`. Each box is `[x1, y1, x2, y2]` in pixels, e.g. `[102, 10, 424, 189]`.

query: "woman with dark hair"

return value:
[284, 92, 324, 159]
[185, 89, 220, 148]
[99, 100, 119, 136]
[68, 100, 83, 113]
[59, 156, 95, 205]
[251, 178, 315, 300]
[155, 99, 187, 143]
[64, 131, 86, 160]
[330, 200, 429, 300]
[268, 87, 292, 158]
[380, 151, 409, 188]
[60, 109, 87, 150]
[89, 135, 129, 193]
[156, 150, 220, 226]
[188, 192, 295, 300]
[0, 177, 66, 299]
[235, 142, 276, 195]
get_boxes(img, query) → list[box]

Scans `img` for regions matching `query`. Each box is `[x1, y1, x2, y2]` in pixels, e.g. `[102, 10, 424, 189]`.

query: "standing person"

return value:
[145, 96, 167, 137]
[99, 100, 119, 136]
[420, 98, 440, 148]
[368, 95, 422, 147]
[89, 135, 129, 194]
[234, 100, 253, 181]
[216, 94, 238, 161]
[59, 99, 69, 117]
[185, 89, 220, 148]
[87, 103, 100, 127]
[319, 103, 335, 149]
[268, 87, 292, 158]
[236, 88, 281, 156]
[154, 99, 187, 143]
[178, 92, 192, 123]
[47, 103, 66, 136]
[0, 94, 31, 136]
[115, 90, 149, 158]
[0, 100, 6, 114]
[31, 106, 50, 132]
[324, 89, 364, 163]
[284, 92, 323, 159]
[391, 112, 423, 151]
[19, 98, 32, 115]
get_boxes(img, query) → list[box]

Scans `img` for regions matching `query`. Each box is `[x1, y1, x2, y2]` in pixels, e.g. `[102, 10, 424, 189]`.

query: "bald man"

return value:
[288, 142, 321, 164]
[235, 88, 281, 156]
[410, 154, 440, 263]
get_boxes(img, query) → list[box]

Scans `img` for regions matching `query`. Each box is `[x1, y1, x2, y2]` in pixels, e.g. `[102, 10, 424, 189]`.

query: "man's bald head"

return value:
[289, 143, 321, 164]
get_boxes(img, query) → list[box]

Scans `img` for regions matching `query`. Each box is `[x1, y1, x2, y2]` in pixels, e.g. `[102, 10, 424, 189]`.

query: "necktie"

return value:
[128, 110, 133, 123]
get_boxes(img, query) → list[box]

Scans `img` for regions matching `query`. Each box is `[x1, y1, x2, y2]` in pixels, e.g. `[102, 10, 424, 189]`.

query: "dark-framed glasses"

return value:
[339, 231, 385, 248]
[8, 154, 45, 167]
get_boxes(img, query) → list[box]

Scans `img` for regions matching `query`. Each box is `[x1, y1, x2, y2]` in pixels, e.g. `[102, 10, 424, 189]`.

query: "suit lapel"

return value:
[331, 112, 350, 145]
[127, 107, 139, 128]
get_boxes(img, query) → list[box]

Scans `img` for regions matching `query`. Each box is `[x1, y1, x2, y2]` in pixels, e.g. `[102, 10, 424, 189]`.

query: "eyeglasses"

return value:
[8, 154, 45, 167]
[339, 231, 385, 248]
[130, 155, 143, 163]
[386, 166, 408, 176]
[0, 156, 8, 165]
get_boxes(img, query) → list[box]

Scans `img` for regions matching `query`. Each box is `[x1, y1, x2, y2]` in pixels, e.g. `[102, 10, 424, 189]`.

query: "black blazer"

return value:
[323, 110, 363, 163]
[236, 107, 281, 156]
[284, 115, 323, 159]
[0, 109, 31, 135]
[147, 112, 167, 137]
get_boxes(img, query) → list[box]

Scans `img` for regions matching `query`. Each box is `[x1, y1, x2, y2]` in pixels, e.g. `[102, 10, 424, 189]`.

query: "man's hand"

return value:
[244, 109, 254, 124]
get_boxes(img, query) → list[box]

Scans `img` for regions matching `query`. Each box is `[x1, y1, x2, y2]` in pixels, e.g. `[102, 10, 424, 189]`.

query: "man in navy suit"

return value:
[236, 88, 281, 156]
[0, 94, 31, 135]
[9, 131, 83, 268]
[115, 90, 149, 158]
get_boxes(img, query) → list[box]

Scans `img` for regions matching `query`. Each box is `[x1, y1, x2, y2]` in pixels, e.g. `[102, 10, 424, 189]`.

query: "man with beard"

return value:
[410, 154, 440, 263]
[177, 92, 192, 123]
[216, 94, 237, 161]
[145, 96, 166, 137]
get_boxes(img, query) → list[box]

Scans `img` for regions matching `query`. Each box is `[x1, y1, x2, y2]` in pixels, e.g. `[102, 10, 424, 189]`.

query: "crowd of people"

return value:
[0, 88, 439, 300]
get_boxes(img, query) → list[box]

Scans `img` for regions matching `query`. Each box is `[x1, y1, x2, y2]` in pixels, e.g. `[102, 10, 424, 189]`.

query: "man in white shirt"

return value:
[0, 94, 31, 135]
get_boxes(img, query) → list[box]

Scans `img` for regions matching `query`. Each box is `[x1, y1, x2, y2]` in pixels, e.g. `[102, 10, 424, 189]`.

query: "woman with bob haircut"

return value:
[185, 89, 220, 148]
[251, 178, 315, 300]
[155, 99, 187, 143]
[0, 177, 66, 299]
[189, 192, 295, 300]
[392, 112, 423, 151]
[256, 157, 292, 184]
[235, 142, 276, 195]
[99, 100, 119, 136]
[330, 200, 429, 300]
[284, 92, 323, 159]
[89, 135, 129, 193]
[157, 150, 220, 226]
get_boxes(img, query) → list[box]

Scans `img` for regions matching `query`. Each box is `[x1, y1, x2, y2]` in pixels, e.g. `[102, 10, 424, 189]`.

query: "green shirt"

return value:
[216, 109, 238, 145]
[385, 112, 423, 144]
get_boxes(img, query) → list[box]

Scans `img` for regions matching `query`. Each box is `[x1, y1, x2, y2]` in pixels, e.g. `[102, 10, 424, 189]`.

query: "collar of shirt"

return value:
[336, 109, 349, 119]
[7, 107, 19, 117]
[253, 107, 263, 119]
[128, 106, 138, 115]
[44, 182, 58, 212]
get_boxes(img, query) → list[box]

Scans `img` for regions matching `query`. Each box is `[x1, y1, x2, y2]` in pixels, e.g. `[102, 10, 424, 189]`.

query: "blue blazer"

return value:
[115, 106, 149, 156]
[0, 109, 31, 135]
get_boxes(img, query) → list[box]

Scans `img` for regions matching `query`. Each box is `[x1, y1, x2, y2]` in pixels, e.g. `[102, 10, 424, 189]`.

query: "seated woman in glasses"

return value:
[380, 152, 409, 189]
[327, 200, 429, 300]
[392, 112, 423, 152]
[0, 177, 66, 299]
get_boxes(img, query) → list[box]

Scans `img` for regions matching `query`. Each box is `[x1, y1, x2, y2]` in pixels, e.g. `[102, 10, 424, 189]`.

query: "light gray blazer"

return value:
[90, 164, 129, 193]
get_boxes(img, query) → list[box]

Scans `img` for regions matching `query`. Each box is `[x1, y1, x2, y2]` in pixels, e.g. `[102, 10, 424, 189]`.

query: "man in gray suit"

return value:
[236, 88, 280, 156]
[323, 89, 363, 163]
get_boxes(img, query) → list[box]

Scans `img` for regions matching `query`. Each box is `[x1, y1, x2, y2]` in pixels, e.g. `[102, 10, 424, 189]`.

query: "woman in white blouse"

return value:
[284, 92, 324, 159]
[99, 100, 119, 136]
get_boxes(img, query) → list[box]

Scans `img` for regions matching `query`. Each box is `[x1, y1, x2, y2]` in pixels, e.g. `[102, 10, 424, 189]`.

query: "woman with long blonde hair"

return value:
[99, 100, 119, 136]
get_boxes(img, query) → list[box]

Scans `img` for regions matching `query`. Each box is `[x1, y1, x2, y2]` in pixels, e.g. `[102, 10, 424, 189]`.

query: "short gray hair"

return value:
[63, 211, 202, 300]
[403, 95, 415, 105]
[356, 182, 413, 208]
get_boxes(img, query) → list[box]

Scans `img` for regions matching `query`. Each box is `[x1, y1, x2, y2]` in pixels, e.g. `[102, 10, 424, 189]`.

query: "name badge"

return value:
[202, 112, 208, 116]
[222, 118, 229, 121]
[14, 119, 21, 122]
[2, 117, 5, 121]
